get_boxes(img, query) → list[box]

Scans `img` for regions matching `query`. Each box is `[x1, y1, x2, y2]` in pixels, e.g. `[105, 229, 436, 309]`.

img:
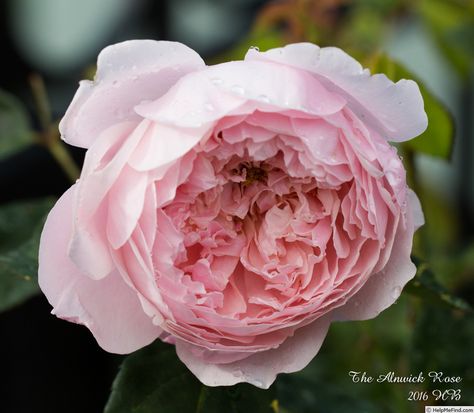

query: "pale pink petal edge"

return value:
[246, 43, 428, 142]
[175, 315, 331, 389]
[59, 40, 205, 148]
[38, 184, 162, 354]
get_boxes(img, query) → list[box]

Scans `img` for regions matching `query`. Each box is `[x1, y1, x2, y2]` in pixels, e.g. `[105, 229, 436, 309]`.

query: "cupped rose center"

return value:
[162, 153, 349, 321]
[152, 111, 403, 346]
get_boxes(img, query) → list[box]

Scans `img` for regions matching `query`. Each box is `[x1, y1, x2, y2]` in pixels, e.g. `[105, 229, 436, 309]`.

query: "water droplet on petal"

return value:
[211, 77, 223, 85]
[231, 85, 245, 95]
[232, 369, 243, 378]
[391, 286, 402, 299]
[112, 80, 119, 87]
[257, 94, 271, 103]
[251, 378, 264, 388]
[249, 45, 260, 52]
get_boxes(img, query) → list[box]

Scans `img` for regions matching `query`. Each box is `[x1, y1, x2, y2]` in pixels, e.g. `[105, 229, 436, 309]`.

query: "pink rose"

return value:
[39, 41, 426, 388]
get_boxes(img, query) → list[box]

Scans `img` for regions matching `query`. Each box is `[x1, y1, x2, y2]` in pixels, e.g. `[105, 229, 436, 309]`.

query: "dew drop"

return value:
[391, 286, 402, 299]
[112, 80, 119, 87]
[257, 94, 270, 103]
[211, 77, 223, 85]
[249, 45, 260, 52]
[232, 369, 243, 378]
[251, 379, 265, 388]
[231, 84, 245, 95]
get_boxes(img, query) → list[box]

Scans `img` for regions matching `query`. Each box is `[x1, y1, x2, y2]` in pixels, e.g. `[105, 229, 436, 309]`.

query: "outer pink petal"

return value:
[408, 188, 425, 230]
[59, 40, 205, 148]
[106, 165, 148, 249]
[38, 185, 162, 353]
[246, 43, 428, 142]
[69, 120, 150, 279]
[135, 60, 346, 128]
[128, 121, 210, 172]
[332, 194, 419, 321]
[175, 315, 331, 389]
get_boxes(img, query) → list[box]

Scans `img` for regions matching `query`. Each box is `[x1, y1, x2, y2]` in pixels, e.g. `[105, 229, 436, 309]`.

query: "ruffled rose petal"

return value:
[59, 40, 205, 148]
[175, 314, 331, 389]
[39, 185, 162, 353]
[332, 195, 417, 321]
[246, 43, 427, 142]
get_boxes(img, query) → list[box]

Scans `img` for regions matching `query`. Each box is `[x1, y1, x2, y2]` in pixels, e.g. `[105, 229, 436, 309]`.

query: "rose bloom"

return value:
[39, 41, 426, 388]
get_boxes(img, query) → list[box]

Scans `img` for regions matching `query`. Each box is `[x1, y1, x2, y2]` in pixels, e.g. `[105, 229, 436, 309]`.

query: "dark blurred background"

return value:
[0, 1, 472, 412]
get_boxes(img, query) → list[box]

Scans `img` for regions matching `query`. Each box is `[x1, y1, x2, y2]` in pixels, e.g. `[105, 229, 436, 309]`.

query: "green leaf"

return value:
[370, 54, 454, 159]
[0, 197, 55, 312]
[404, 256, 472, 313]
[104, 340, 277, 413]
[0, 89, 33, 160]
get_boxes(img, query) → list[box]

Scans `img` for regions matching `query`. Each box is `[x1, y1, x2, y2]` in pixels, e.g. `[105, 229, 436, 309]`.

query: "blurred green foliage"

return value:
[418, 0, 474, 78]
[0, 197, 54, 312]
[0, 89, 34, 160]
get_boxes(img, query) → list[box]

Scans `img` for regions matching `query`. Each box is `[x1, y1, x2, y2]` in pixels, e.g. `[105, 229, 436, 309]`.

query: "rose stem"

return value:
[29, 73, 80, 183]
